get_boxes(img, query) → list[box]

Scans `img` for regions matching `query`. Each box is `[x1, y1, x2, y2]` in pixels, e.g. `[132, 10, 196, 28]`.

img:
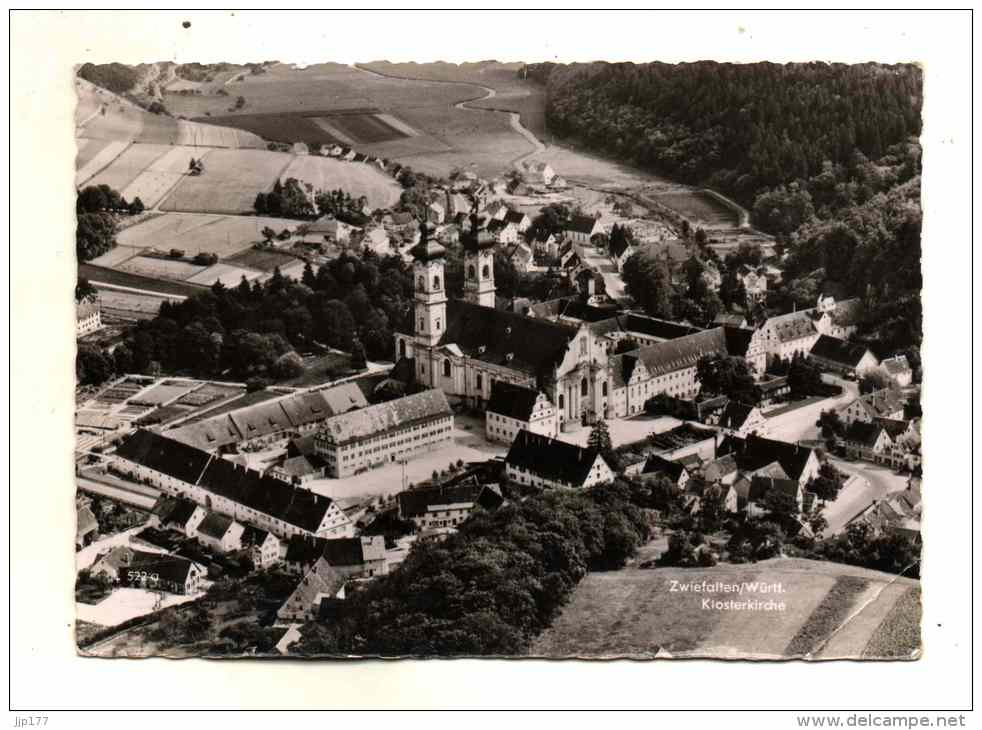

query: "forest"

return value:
[527, 61, 923, 352]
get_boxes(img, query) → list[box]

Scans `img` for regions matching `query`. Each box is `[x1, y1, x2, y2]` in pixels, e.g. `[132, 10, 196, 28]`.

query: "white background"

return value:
[6, 8, 975, 718]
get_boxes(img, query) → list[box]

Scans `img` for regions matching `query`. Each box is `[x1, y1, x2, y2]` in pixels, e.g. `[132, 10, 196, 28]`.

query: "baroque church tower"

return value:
[462, 210, 496, 308]
[411, 222, 448, 349]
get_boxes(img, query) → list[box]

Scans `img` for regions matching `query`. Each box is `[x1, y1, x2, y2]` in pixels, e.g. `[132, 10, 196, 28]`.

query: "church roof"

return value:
[438, 300, 578, 378]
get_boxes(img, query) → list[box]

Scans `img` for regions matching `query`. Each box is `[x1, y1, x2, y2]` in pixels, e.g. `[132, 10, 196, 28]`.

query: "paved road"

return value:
[822, 458, 911, 535]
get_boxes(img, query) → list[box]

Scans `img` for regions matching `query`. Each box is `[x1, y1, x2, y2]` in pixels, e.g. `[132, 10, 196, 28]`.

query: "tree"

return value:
[272, 351, 305, 380]
[349, 336, 367, 370]
[76, 212, 118, 262]
[761, 488, 800, 519]
[128, 197, 145, 215]
[622, 252, 674, 319]
[587, 419, 613, 460]
[76, 344, 114, 385]
[75, 277, 97, 303]
[261, 226, 276, 244]
[816, 409, 845, 440]
[696, 354, 756, 402]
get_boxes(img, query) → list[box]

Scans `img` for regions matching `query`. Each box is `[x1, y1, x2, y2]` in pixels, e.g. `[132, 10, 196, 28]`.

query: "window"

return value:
[602, 381, 608, 397]
[475, 373, 483, 390]
[417, 275, 425, 290]
[579, 338, 587, 355]
[559, 394, 565, 409]
[482, 264, 490, 278]
[467, 265, 476, 280]
[436, 317, 441, 331]
[433, 275, 441, 290]
[581, 378, 588, 397]
[443, 359, 452, 377]
[418, 317, 424, 331]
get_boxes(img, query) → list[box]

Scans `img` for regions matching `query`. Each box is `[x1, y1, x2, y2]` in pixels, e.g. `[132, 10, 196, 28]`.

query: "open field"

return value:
[75, 139, 130, 186]
[225, 248, 299, 272]
[85, 143, 172, 193]
[96, 289, 168, 321]
[160, 149, 295, 214]
[530, 558, 920, 659]
[278, 155, 401, 207]
[861, 586, 922, 659]
[116, 255, 206, 282]
[118, 145, 210, 208]
[650, 190, 741, 228]
[116, 212, 308, 259]
[162, 63, 531, 178]
[186, 263, 265, 287]
[201, 108, 412, 146]
[360, 61, 549, 139]
[76, 78, 266, 149]
[79, 263, 206, 298]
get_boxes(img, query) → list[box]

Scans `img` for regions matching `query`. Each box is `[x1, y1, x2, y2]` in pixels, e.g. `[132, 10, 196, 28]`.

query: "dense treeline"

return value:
[76, 185, 144, 262]
[78, 62, 140, 94]
[296, 482, 650, 656]
[529, 61, 921, 209]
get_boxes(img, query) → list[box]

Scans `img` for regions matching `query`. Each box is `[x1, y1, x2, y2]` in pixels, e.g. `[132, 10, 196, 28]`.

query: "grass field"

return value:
[199, 108, 412, 146]
[79, 263, 206, 298]
[116, 212, 308, 259]
[85, 143, 173, 194]
[651, 190, 741, 228]
[160, 149, 295, 214]
[531, 558, 920, 660]
[862, 586, 922, 659]
[76, 78, 266, 149]
[160, 63, 531, 177]
[116, 255, 207, 282]
[75, 139, 130, 186]
[119, 145, 210, 208]
[186, 263, 264, 287]
[225, 248, 298, 272]
[96, 289, 168, 321]
[278, 155, 401, 208]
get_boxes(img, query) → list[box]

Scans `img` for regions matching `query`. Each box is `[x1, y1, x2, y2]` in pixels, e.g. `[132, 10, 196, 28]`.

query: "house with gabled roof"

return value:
[505, 429, 614, 489]
[717, 433, 821, 488]
[746, 476, 803, 518]
[485, 380, 558, 444]
[242, 525, 282, 569]
[564, 214, 603, 245]
[641, 454, 691, 489]
[195, 512, 245, 554]
[397, 481, 504, 531]
[808, 335, 879, 377]
[879, 355, 913, 387]
[277, 557, 346, 622]
[717, 402, 766, 438]
[839, 389, 906, 425]
[842, 421, 893, 463]
[76, 505, 98, 548]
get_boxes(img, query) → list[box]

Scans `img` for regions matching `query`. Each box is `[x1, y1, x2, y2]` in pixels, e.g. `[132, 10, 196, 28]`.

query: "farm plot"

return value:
[160, 149, 294, 214]
[79, 263, 206, 298]
[197, 112, 341, 146]
[96, 289, 167, 321]
[176, 383, 243, 408]
[116, 255, 207, 282]
[278, 156, 401, 209]
[313, 110, 409, 144]
[117, 212, 309, 259]
[85, 143, 173, 194]
[75, 139, 130, 185]
[119, 146, 208, 208]
[127, 381, 198, 407]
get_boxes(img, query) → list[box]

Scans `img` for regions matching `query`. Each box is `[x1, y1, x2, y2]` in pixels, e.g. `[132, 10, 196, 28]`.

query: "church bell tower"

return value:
[410, 222, 448, 349]
[462, 211, 497, 308]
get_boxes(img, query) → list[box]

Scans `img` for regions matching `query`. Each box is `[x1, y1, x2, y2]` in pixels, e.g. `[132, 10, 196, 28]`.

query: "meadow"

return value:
[84, 143, 173, 194]
[277, 155, 401, 207]
[160, 149, 295, 214]
[118, 145, 208, 208]
[116, 212, 309, 258]
[648, 189, 741, 228]
[530, 558, 920, 659]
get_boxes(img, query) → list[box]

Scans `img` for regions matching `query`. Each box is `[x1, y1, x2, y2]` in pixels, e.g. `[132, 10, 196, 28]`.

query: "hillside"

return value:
[530, 557, 920, 660]
[75, 77, 266, 149]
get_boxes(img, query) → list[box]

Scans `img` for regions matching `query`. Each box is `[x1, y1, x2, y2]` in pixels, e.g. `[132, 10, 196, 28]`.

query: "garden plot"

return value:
[160, 149, 295, 214]
[117, 255, 207, 282]
[120, 146, 209, 208]
[278, 155, 401, 209]
[85, 143, 173, 194]
[128, 381, 199, 407]
[75, 139, 130, 185]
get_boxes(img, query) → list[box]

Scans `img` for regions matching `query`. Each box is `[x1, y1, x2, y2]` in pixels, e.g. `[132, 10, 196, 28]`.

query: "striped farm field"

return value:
[119, 146, 209, 208]
[85, 143, 173, 195]
[116, 212, 308, 258]
[75, 139, 130, 186]
[279, 155, 402, 209]
[160, 149, 294, 214]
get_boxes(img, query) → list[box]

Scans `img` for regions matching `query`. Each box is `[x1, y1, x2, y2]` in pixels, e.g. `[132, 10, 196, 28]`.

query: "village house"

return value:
[717, 433, 822, 488]
[485, 380, 559, 445]
[738, 266, 768, 302]
[76, 299, 102, 337]
[505, 429, 614, 489]
[95, 548, 206, 595]
[242, 525, 282, 569]
[76, 504, 98, 549]
[520, 160, 556, 186]
[397, 481, 504, 531]
[849, 489, 921, 542]
[609, 233, 636, 272]
[194, 512, 246, 554]
[746, 476, 803, 518]
[504, 209, 532, 233]
[641, 454, 692, 490]
[113, 430, 354, 541]
[285, 535, 388, 578]
[487, 218, 520, 244]
[879, 355, 914, 387]
[277, 557, 346, 622]
[313, 389, 454, 478]
[564, 214, 604, 246]
[808, 335, 879, 377]
[684, 476, 740, 515]
[842, 421, 893, 464]
[148, 496, 207, 536]
[505, 241, 534, 273]
[717, 402, 767, 438]
[530, 231, 559, 258]
[839, 388, 906, 425]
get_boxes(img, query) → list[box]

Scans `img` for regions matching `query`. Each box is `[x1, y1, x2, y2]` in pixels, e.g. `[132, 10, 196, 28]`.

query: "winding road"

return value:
[350, 64, 545, 168]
